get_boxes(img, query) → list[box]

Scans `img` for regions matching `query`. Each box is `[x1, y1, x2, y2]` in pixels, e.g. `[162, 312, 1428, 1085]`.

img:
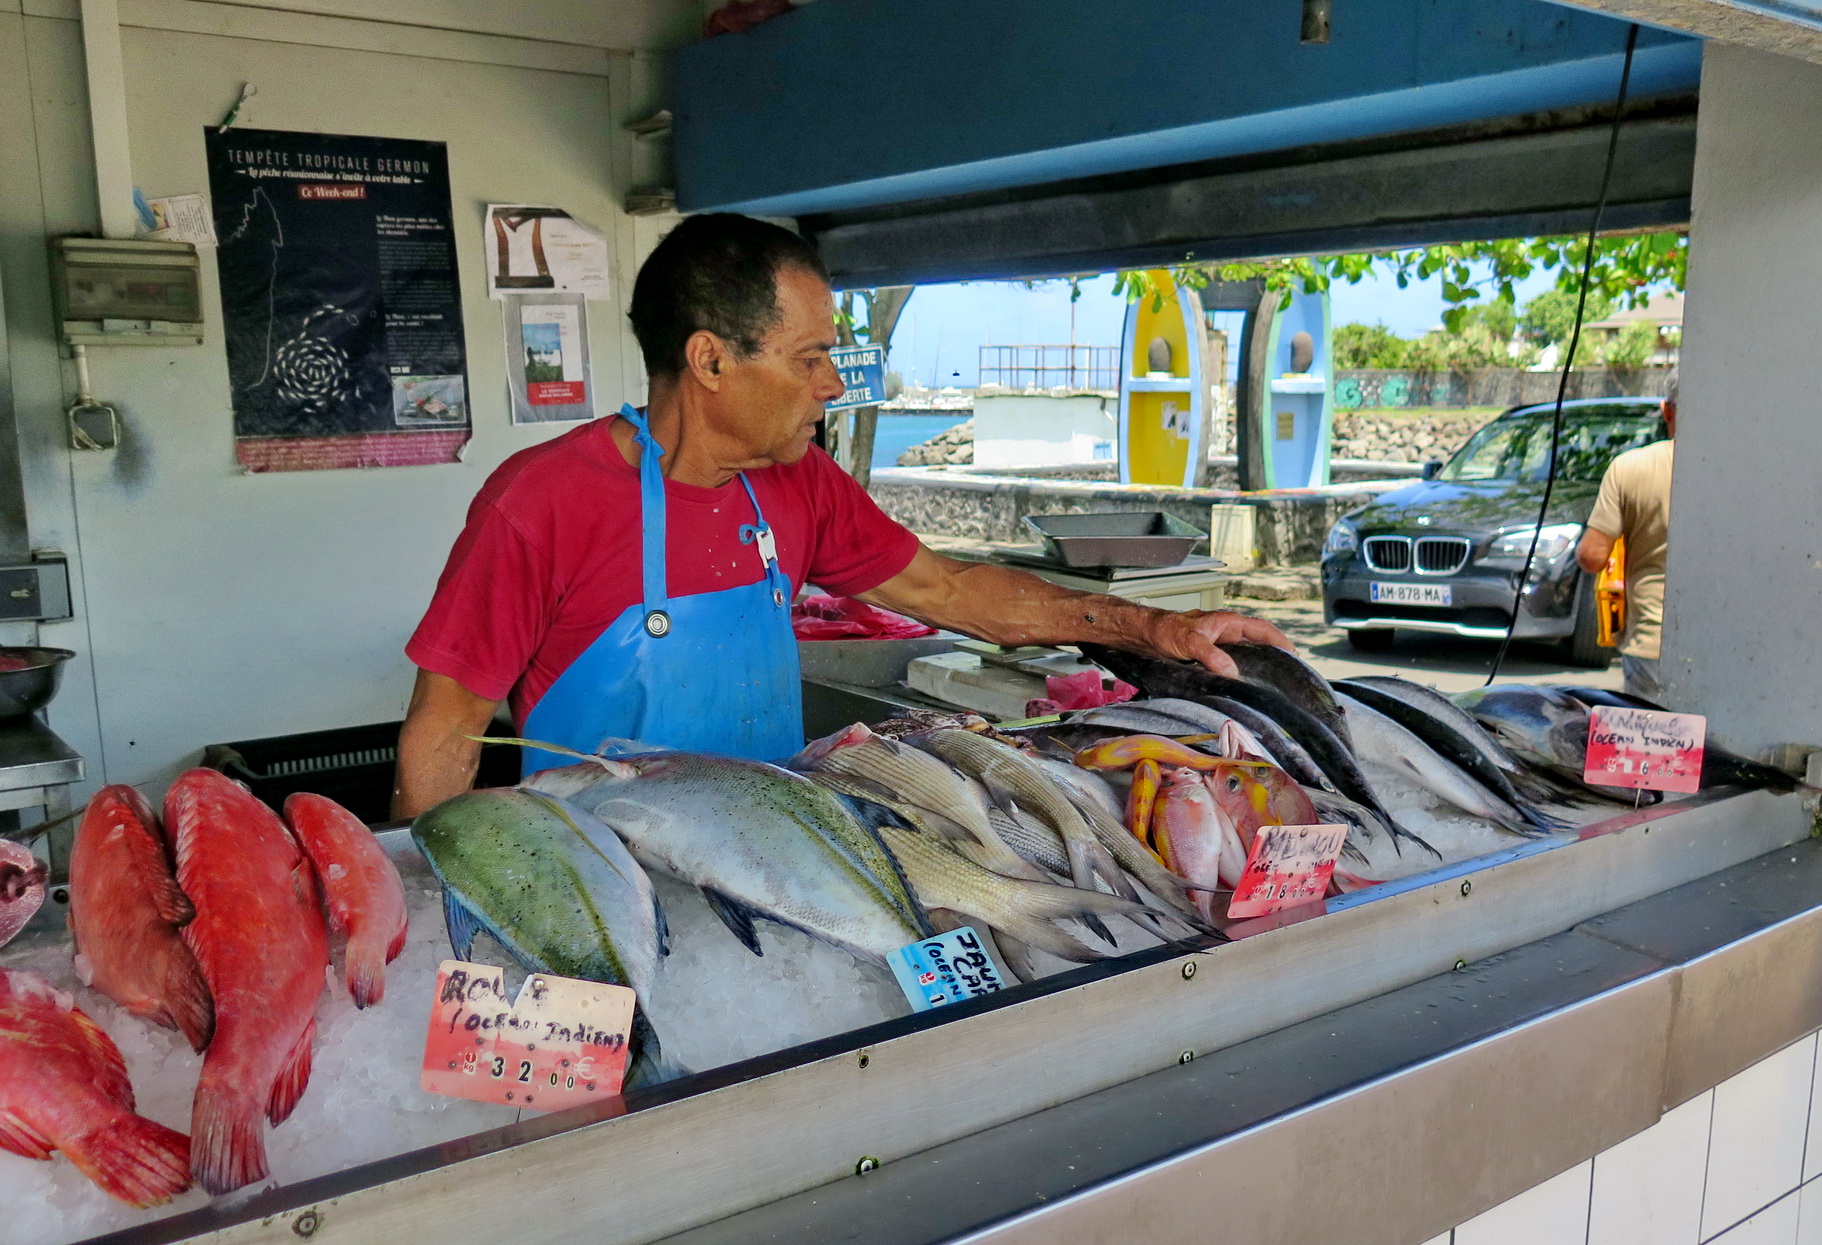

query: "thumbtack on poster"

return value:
[486, 205, 612, 300]
[1583, 705, 1705, 794]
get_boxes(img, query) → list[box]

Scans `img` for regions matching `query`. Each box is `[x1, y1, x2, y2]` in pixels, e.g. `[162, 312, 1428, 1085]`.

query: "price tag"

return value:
[420, 960, 634, 1110]
[1226, 823, 1348, 920]
[1584, 705, 1706, 794]
[888, 927, 1010, 1012]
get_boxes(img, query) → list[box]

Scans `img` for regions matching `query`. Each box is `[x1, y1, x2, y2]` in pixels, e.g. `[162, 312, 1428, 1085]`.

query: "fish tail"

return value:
[191, 1085, 266, 1196]
[984, 911, 1106, 963]
[345, 933, 389, 1009]
[266, 1019, 316, 1125]
[71, 1113, 192, 1208]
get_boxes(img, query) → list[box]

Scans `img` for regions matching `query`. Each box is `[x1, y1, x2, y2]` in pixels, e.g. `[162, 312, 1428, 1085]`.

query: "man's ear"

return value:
[684, 330, 728, 391]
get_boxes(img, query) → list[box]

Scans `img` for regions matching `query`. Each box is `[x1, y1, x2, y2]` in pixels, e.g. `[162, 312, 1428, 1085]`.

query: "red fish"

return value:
[0, 839, 46, 949]
[1202, 760, 1320, 860]
[167, 769, 328, 1195]
[1150, 767, 1240, 921]
[283, 793, 408, 1008]
[0, 969, 191, 1207]
[69, 786, 213, 1051]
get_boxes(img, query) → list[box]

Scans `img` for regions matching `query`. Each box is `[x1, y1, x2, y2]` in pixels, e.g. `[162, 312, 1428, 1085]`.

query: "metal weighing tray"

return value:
[1020, 512, 1207, 569]
[46, 787, 1813, 1245]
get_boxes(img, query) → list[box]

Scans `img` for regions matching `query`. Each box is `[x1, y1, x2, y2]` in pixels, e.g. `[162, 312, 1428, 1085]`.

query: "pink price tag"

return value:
[1227, 824, 1348, 920]
[1583, 705, 1706, 794]
[421, 960, 634, 1111]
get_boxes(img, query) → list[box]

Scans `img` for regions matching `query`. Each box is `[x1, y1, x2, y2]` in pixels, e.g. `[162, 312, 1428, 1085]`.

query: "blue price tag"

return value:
[827, 344, 888, 412]
[888, 926, 1010, 1012]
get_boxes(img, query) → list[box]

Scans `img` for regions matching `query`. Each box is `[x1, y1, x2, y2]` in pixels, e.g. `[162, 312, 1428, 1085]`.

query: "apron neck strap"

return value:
[620, 404, 670, 629]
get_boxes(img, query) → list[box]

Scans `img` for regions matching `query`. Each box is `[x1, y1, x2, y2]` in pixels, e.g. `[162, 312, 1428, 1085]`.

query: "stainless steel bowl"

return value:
[0, 648, 75, 719]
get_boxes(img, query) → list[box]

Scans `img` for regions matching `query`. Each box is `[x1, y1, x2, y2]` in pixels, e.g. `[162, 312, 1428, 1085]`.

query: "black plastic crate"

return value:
[202, 720, 522, 825]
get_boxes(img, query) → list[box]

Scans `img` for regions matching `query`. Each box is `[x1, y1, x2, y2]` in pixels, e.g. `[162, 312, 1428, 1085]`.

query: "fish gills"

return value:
[283, 793, 409, 1009]
[69, 785, 213, 1051]
[0, 969, 192, 1207]
[167, 769, 329, 1196]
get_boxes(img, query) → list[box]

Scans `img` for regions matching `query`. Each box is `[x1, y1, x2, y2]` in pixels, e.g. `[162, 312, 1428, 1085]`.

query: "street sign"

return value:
[828, 343, 888, 411]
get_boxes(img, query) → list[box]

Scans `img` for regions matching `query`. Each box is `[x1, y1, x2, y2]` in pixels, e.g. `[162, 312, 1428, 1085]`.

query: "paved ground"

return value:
[1232, 594, 1625, 694]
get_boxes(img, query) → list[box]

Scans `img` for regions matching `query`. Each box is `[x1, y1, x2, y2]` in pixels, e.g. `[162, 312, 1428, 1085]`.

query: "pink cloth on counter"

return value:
[1023, 669, 1138, 718]
[791, 595, 938, 641]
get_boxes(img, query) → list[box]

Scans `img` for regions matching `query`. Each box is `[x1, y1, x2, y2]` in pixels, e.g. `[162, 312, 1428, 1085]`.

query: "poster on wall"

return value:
[485, 205, 613, 299]
[506, 294, 593, 424]
[205, 127, 470, 472]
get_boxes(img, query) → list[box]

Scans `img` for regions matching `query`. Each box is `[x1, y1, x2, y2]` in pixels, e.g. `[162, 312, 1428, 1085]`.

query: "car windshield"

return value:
[1440, 407, 1665, 485]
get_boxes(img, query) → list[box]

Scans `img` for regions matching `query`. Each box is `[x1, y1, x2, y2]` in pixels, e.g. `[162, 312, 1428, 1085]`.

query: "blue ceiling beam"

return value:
[673, 0, 1701, 217]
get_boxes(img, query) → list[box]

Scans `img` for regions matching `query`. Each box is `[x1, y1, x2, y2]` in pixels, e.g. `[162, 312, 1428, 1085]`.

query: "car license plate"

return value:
[1370, 582, 1452, 607]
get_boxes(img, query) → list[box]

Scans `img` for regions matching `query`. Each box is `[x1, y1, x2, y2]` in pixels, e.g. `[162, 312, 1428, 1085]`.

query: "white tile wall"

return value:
[1703, 1036, 1819, 1240]
[1455, 1162, 1592, 1245]
[1418, 1236, 1452, 1245]
[1588, 1091, 1714, 1245]
[1805, 1043, 1822, 1184]
[1708, 1190, 1800, 1245]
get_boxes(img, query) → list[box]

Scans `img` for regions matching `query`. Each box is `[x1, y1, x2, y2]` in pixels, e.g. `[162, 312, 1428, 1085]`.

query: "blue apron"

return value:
[521, 404, 804, 775]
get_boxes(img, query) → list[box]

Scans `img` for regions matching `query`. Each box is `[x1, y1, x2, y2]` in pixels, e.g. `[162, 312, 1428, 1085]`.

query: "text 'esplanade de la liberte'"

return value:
[227, 147, 431, 175]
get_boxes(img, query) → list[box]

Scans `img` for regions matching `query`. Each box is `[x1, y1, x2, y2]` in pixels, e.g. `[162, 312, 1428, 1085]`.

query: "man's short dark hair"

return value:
[629, 213, 830, 380]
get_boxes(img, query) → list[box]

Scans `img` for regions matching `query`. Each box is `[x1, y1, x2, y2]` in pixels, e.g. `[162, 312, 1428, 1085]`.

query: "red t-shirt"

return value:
[407, 416, 921, 723]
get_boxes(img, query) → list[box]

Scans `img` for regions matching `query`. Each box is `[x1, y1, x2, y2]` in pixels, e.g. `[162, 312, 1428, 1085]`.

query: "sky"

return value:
[884, 264, 1568, 389]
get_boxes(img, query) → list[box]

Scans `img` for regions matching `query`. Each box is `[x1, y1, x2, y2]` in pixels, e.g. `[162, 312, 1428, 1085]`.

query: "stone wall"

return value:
[1330, 411, 1490, 464]
[869, 468, 1397, 566]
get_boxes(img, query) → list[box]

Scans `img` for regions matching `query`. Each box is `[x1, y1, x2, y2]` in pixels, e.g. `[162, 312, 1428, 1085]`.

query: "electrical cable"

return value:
[1484, 22, 1641, 686]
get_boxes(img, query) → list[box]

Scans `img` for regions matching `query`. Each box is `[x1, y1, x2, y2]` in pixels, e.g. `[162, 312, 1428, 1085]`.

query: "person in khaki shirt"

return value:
[1576, 379, 1675, 700]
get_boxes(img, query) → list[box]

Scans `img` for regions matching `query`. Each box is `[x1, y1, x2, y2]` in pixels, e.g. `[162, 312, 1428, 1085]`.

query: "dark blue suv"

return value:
[1320, 398, 1668, 666]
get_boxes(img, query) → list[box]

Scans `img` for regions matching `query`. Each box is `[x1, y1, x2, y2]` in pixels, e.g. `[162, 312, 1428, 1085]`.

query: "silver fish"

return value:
[524, 752, 927, 963]
[1336, 693, 1543, 837]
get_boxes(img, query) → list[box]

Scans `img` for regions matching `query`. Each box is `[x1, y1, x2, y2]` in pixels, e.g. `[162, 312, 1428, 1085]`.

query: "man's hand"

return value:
[1577, 526, 1618, 576]
[1133, 608, 1294, 679]
[859, 546, 1295, 679]
[393, 669, 503, 819]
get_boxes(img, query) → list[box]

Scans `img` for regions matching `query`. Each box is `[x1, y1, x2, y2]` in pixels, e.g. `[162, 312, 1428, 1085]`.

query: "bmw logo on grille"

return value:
[1415, 515, 1432, 526]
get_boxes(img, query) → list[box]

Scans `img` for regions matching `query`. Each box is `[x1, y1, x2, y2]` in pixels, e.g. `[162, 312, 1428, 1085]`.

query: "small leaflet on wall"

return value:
[507, 294, 593, 424]
[205, 127, 471, 472]
[486, 205, 613, 300]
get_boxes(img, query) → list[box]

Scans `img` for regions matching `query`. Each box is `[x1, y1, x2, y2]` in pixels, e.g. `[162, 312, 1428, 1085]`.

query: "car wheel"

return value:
[1560, 574, 1614, 669]
[1346, 628, 1396, 652]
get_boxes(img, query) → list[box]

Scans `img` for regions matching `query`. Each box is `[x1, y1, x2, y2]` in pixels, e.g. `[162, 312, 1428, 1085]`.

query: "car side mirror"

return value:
[1421, 460, 1444, 480]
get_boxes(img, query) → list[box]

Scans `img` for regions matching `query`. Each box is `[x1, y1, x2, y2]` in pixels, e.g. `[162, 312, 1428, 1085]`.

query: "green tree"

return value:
[1519, 287, 1615, 347]
[1112, 230, 1685, 330]
[1333, 322, 1410, 368]
[1598, 320, 1661, 370]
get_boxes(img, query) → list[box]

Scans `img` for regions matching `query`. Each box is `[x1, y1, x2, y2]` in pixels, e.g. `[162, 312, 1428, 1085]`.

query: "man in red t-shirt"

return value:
[395, 214, 1289, 816]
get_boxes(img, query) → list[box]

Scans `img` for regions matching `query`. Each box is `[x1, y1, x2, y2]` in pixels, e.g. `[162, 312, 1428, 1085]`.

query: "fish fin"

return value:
[144, 861, 195, 929]
[1386, 816, 1444, 860]
[1079, 912, 1117, 947]
[625, 1011, 689, 1090]
[653, 895, 671, 959]
[154, 946, 215, 1052]
[442, 889, 488, 961]
[700, 889, 763, 956]
[976, 911, 1105, 963]
[467, 735, 625, 770]
[345, 932, 390, 1009]
[190, 1086, 267, 1196]
[266, 1019, 316, 1126]
[67, 1113, 192, 1209]
[988, 931, 1039, 984]
[0, 1109, 53, 1161]
[66, 1005, 134, 1108]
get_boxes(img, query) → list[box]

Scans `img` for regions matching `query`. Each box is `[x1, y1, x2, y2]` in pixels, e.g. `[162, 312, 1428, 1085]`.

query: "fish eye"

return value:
[1226, 775, 1241, 792]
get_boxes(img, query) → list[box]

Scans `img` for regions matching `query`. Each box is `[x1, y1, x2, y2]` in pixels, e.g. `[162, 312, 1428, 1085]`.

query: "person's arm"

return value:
[392, 669, 504, 819]
[1576, 526, 1618, 576]
[857, 546, 1292, 679]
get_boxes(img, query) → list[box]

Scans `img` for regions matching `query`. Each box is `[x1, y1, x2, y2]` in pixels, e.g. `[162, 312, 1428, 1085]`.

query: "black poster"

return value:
[206, 127, 470, 472]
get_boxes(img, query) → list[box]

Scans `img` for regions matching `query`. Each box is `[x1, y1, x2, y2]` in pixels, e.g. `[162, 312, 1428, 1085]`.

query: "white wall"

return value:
[1425, 1030, 1822, 1245]
[0, 0, 691, 795]
[972, 392, 1116, 468]
[1663, 42, 1822, 757]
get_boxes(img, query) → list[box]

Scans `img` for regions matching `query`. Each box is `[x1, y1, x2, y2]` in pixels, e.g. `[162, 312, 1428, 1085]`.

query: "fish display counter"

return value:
[0, 648, 1812, 1245]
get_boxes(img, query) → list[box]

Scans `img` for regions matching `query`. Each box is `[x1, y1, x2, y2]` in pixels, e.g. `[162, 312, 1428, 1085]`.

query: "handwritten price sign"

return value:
[421, 960, 634, 1110]
[1227, 823, 1348, 920]
[888, 927, 1010, 1012]
[1583, 706, 1706, 794]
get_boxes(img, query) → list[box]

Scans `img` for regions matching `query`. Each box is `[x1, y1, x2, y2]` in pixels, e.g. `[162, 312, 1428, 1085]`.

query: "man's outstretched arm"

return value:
[858, 545, 1292, 679]
[393, 669, 503, 819]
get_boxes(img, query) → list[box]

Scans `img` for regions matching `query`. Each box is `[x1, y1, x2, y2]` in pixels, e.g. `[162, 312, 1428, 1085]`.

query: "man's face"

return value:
[705, 266, 845, 466]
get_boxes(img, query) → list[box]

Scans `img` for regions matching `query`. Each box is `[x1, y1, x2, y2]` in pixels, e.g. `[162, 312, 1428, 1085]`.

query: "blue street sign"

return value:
[828, 343, 887, 412]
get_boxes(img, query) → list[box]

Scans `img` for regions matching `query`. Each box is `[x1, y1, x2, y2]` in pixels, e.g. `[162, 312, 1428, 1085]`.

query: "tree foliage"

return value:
[1111, 230, 1686, 332]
